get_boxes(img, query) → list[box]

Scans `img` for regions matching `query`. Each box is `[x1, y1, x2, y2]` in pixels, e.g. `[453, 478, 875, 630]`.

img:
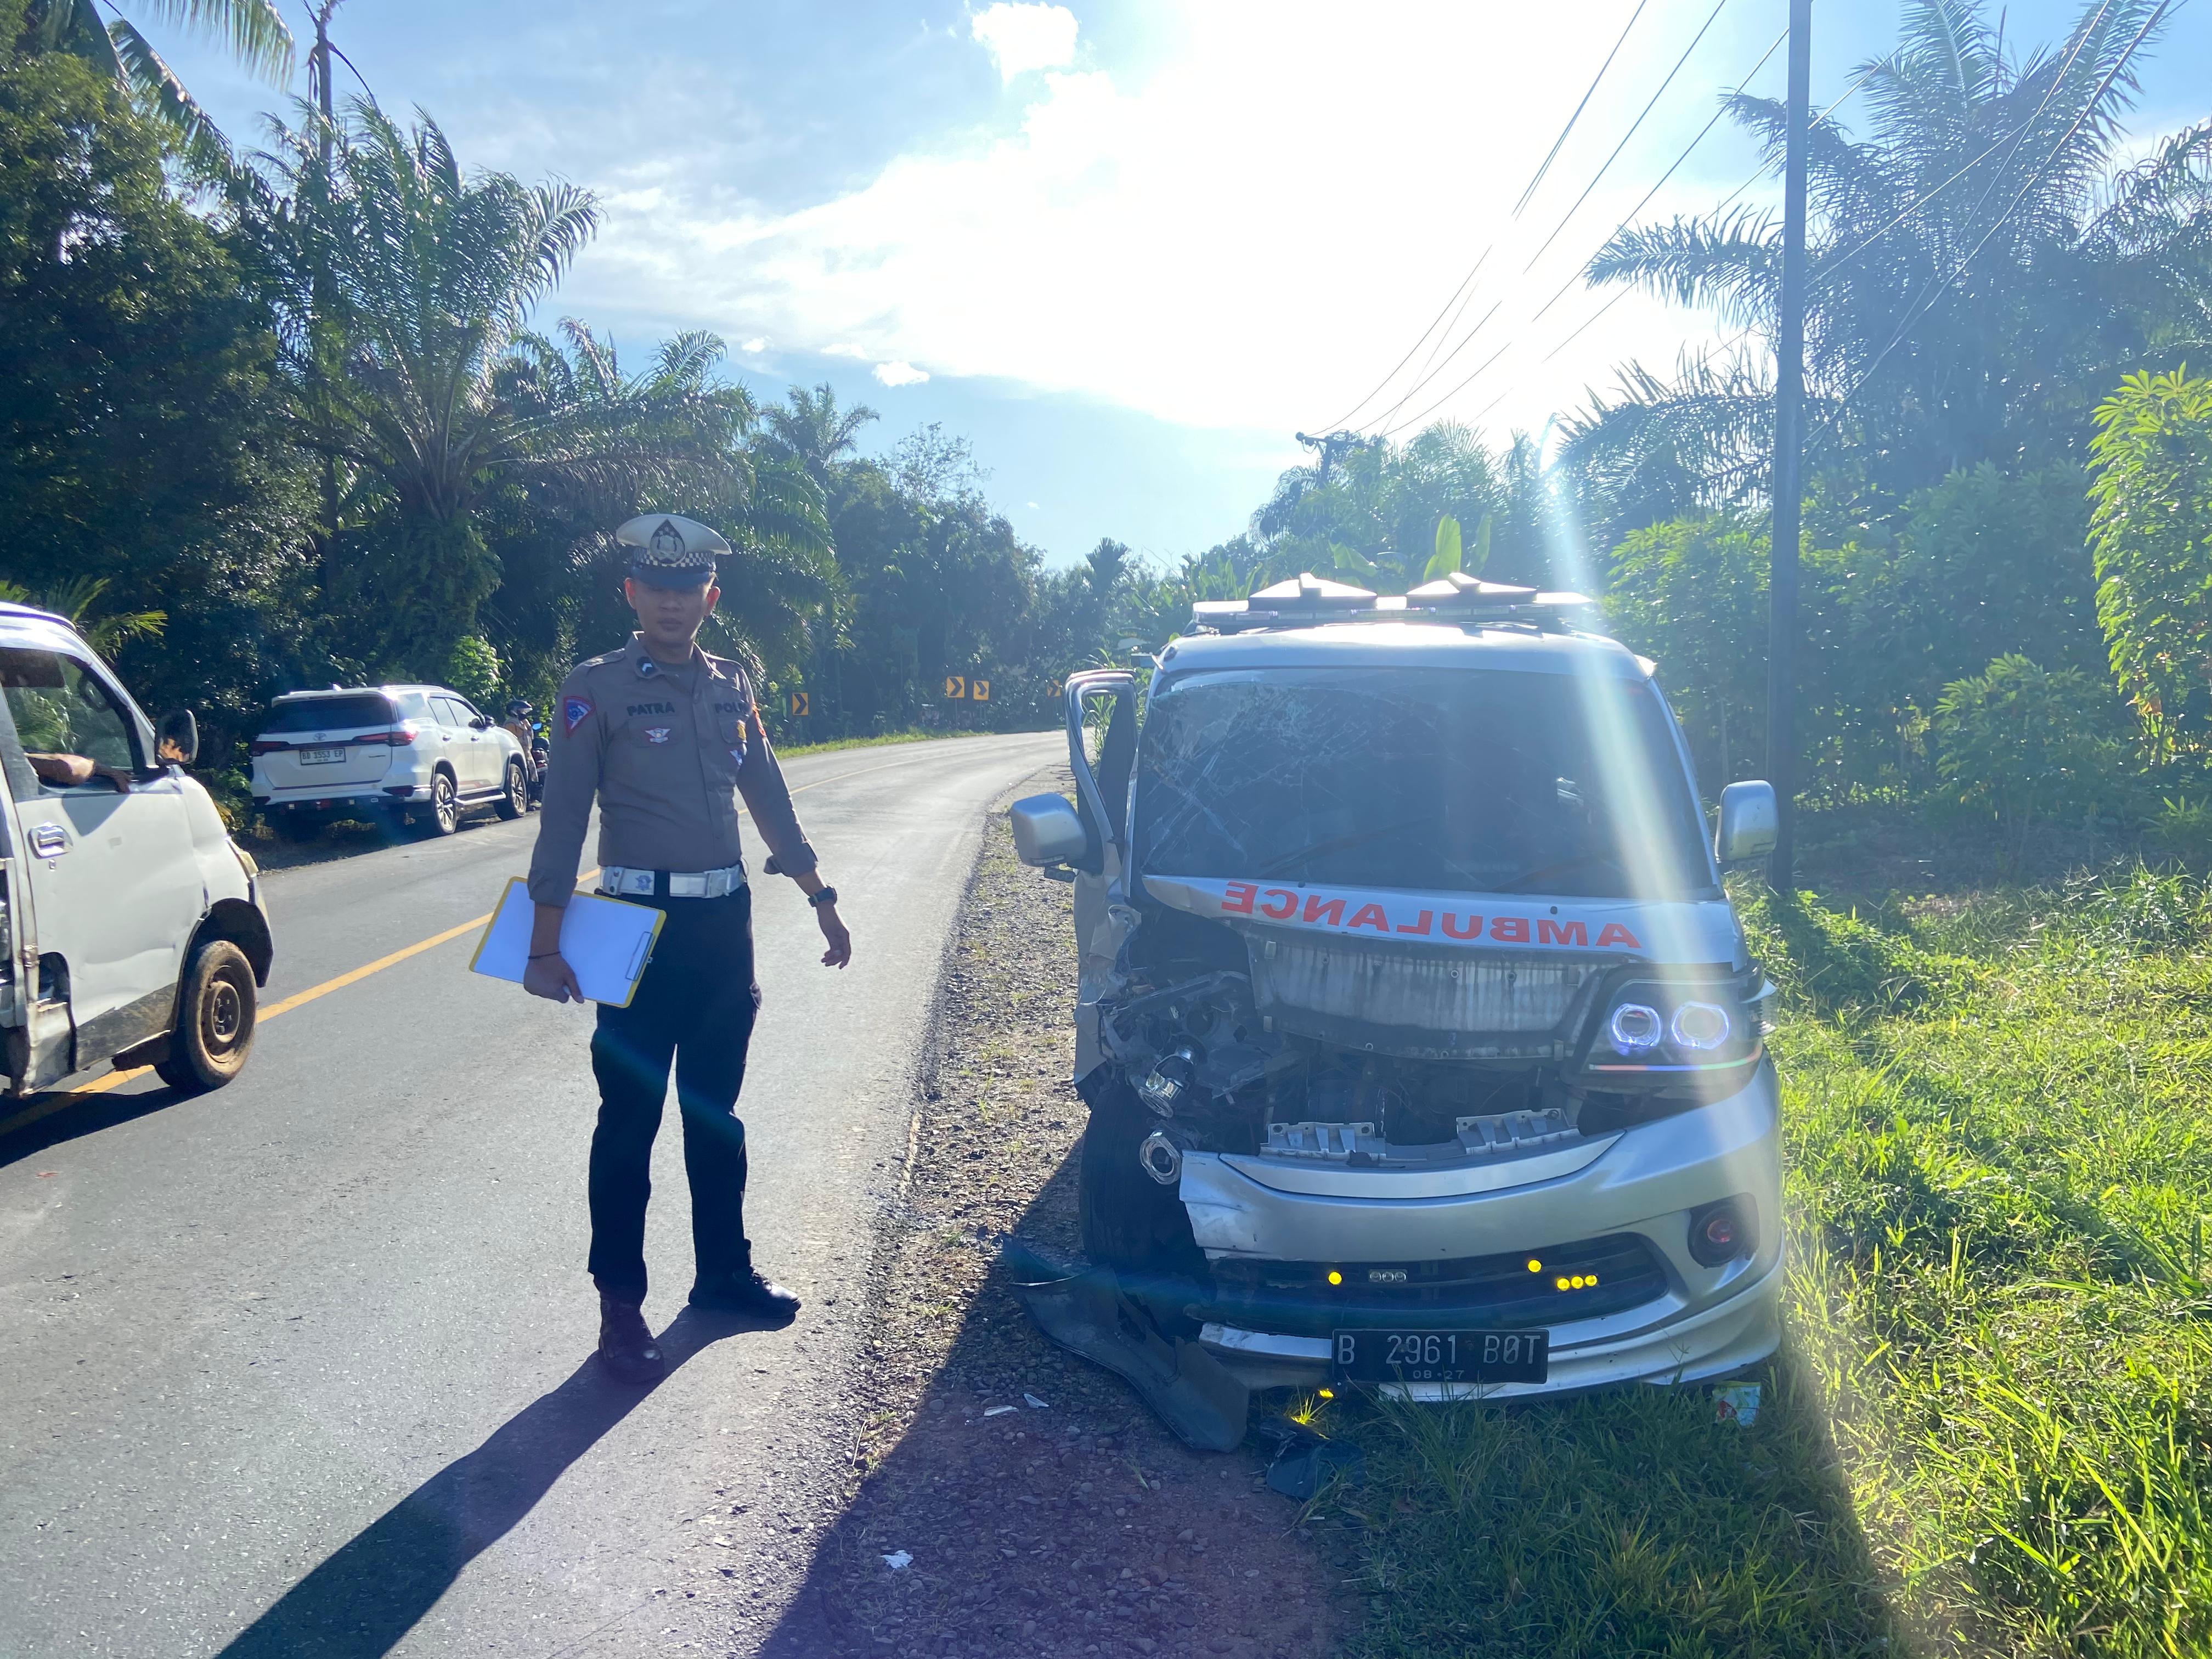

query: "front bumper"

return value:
[1174, 1062, 1784, 1396]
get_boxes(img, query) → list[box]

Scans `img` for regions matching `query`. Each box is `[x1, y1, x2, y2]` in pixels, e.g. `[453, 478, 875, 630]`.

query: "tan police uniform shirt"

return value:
[526, 635, 817, 907]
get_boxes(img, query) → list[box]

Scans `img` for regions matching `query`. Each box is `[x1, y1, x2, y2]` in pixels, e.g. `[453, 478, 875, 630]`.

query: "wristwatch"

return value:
[808, 886, 839, 909]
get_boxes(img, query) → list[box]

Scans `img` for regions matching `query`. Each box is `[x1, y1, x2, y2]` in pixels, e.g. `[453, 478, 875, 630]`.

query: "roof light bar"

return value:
[1189, 570, 1596, 635]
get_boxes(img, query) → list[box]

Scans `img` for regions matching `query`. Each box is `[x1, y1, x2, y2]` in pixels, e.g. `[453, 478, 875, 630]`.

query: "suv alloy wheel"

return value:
[424, 771, 460, 837]
[494, 758, 526, 821]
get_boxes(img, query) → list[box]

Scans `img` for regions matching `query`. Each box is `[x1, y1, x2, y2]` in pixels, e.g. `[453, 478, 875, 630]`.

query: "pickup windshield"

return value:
[1132, 666, 1712, 900]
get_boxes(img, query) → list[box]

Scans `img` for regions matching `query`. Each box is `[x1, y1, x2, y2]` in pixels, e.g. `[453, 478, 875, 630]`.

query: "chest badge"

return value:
[645, 726, 672, 744]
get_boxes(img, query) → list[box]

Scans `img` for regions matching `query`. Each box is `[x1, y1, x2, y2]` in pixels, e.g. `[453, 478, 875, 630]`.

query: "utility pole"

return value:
[1764, 0, 1812, 891]
[1294, 430, 1368, 488]
[309, 3, 345, 587]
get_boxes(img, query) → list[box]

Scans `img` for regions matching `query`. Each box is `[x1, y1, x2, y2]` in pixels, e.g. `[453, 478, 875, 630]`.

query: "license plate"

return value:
[298, 747, 346, 764]
[1331, 1328, 1549, 1385]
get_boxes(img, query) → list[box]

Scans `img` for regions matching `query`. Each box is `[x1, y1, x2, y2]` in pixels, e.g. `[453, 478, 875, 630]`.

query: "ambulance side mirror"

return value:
[1011, 793, 1088, 868]
[157, 708, 199, 767]
[1715, 780, 1778, 866]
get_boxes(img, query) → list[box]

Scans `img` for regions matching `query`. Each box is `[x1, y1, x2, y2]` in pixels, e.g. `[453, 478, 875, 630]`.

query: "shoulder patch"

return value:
[563, 696, 594, 735]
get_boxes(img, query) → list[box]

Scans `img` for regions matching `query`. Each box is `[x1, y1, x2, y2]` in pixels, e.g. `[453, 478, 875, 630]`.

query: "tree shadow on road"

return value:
[213, 1309, 753, 1659]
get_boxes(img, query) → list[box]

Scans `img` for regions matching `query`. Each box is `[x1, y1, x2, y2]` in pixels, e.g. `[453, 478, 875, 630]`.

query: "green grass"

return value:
[1299, 866, 2212, 1658]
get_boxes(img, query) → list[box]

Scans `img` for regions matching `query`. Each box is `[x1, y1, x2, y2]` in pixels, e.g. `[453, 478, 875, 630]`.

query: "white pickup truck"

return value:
[1, 600, 272, 1098]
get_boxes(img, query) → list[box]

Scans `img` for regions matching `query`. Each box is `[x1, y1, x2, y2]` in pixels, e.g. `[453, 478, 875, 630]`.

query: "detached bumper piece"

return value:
[1009, 1263, 1250, 1452]
[1200, 1233, 1669, 1339]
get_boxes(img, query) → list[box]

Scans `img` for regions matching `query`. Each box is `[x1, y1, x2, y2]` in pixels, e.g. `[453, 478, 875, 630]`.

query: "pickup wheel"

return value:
[1076, 1076, 1203, 1277]
[494, 758, 526, 820]
[154, 940, 257, 1093]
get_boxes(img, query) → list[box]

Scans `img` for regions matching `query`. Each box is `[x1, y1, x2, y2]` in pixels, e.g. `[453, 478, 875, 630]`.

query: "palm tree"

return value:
[25, 0, 293, 167]
[1251, 422, 1502, 591]
[0, 576, 165, 656]
[1564, 0, 2212, 522]
[760, 382, 879, 487]
[243, 101, 831, 669]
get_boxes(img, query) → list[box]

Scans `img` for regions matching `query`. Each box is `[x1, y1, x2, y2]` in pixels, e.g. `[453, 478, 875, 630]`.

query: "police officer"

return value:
[523, 512, 852, 1384]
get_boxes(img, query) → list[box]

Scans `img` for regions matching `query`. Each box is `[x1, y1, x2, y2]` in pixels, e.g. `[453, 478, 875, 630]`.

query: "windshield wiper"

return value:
[1257, 816, 1435, 878]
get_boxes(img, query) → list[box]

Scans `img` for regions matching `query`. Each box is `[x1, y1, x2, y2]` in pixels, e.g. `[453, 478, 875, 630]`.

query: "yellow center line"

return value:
[5, 739, 999, 1131]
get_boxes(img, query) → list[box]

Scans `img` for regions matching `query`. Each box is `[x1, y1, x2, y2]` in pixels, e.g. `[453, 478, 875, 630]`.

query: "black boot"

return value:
[689, 1256, 802, 1322]
[597, 1291, 665, 1384]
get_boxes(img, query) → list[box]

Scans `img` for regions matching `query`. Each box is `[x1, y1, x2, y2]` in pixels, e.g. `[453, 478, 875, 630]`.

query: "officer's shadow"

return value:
[214, 1308, 750, 1659]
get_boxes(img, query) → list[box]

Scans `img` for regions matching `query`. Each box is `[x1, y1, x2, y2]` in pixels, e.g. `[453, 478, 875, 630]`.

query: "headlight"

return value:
[1583, 978, 1758, 1075]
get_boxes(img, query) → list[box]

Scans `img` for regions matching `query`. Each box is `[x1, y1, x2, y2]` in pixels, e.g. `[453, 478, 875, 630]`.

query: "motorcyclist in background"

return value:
[505, 699, 546, 808]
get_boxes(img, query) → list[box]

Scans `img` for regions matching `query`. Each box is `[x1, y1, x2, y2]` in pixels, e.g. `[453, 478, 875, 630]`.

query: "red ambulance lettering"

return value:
[1537, 918, 1588, 947]
[1303, 895, 1347, 927]
[1596, 922, 1644, 949]
[1397, 910, 1435, 935]
[1260, 888, 1299, 919]
[1347, 903, 1390, 932]
[1222, 882, 1257, 915]
[1491, 916, 1531, 944]
[1441, 912, 1482, 940]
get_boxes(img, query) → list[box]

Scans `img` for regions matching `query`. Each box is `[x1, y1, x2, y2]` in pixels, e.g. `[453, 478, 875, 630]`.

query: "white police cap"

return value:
[616, 513, 730, 588]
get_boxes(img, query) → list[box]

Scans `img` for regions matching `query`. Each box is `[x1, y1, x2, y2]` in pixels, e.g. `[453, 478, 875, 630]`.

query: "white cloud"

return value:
[970, 3, 1078, 82]
[593, 2, 1752, 438]
[872, 360, 930, 387]
[740, 337, 769, 353]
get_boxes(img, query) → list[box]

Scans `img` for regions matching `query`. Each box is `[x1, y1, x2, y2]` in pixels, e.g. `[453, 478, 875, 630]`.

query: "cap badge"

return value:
[649, 518, 686, 557]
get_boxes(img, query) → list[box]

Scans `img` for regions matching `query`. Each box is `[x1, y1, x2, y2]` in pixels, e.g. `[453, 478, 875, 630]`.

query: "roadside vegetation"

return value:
[1290, 861, 2212, 1658]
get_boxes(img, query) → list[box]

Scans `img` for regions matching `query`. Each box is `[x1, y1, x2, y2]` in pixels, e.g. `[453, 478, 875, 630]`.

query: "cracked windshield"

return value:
[1136, 667, 1713, 897]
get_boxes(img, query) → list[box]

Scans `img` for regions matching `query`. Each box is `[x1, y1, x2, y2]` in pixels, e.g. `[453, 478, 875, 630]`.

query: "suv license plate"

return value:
[298, 747, 345, 764]
[1331, 1329, 1549, 1385]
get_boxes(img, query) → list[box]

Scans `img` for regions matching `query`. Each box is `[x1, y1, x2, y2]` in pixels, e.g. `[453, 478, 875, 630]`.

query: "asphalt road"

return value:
[0, 730, 1063, 1658]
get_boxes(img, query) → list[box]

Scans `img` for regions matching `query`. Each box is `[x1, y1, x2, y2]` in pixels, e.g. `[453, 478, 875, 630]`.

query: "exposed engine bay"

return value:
[1090, 904, 1761, 1195]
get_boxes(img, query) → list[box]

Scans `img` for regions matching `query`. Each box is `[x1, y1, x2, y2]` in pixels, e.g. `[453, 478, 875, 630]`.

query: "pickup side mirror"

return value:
[1011, 793, 1089, 868]
[1715, 780, 1779, 865]
[157, 708, 199, 766]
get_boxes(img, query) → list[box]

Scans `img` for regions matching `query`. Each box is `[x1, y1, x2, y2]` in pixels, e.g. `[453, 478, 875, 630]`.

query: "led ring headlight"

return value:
[1608, 1002, 1664, 1053]
[1668, 1000, 1731, 1051]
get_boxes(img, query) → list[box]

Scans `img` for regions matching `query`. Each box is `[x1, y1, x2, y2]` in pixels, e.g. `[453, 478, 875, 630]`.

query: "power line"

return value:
[1811, 0, 2117, 284]
[1520, 0, 1736, 274]
[1357, 301, 1503, 435]
[1822, 0, 2170, 428]
[1308, 246, 1491, 433]
[1376, 338, 1516, 439]
[1376, 12, 1784, 436]
[1305, 0, 1650, 434]
[1514, 0, 1654, 216]
[1525, 22, 1788, 334]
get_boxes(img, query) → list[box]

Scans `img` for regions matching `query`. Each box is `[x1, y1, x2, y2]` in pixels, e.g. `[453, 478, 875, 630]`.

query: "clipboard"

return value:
[469, 877, 665, 1007]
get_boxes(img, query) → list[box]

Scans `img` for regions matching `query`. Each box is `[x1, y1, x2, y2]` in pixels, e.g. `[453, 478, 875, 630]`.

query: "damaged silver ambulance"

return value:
[1012, 573, 1782, 1413]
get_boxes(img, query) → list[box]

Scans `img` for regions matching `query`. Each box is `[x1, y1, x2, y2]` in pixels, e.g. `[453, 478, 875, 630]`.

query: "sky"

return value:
[156, 1, 2212, 569]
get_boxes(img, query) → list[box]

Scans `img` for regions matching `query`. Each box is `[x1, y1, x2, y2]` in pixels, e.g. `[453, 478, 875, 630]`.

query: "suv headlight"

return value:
[1582, 976, 1760, 1076]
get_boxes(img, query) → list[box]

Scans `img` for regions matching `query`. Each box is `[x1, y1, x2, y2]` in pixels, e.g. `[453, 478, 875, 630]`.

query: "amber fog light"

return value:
[1689, 1198, 1757, 1267]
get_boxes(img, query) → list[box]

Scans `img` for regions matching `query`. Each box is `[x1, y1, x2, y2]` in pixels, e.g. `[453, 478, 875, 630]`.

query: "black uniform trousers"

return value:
[586, 885, 761, 1303]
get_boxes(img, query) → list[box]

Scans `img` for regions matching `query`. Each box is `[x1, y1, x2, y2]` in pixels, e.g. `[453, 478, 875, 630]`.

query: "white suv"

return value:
[250, 685, 527, 840]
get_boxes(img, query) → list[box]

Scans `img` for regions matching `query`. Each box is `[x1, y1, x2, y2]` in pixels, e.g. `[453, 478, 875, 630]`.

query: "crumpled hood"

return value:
[1140, 873, 1746, 969]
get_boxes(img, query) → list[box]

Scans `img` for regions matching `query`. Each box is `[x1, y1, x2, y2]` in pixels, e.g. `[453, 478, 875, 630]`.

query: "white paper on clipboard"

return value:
[469, 877, 664, 1006]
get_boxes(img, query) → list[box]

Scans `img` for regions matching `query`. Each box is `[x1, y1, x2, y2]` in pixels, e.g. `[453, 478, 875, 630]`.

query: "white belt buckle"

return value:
[669, 872, 708, 898]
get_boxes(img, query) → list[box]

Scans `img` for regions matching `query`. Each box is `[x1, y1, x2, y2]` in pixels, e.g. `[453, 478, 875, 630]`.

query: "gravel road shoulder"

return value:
[757, 771, 1351, 1659]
